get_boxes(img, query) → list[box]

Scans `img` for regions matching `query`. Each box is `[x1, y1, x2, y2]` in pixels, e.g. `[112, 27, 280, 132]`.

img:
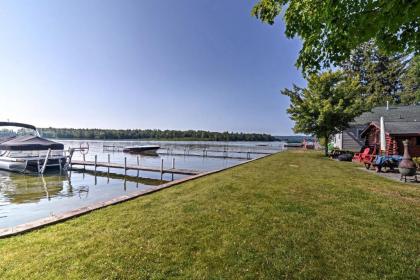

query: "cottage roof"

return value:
[351, 104, 420, 125]
[361, 121, 420, 137]
[383, 121, 420, 135]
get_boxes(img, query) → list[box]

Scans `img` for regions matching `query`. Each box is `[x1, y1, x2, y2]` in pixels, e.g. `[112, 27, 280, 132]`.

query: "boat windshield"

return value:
[0, 126, 38, 142]
[0, 124, 39, 157]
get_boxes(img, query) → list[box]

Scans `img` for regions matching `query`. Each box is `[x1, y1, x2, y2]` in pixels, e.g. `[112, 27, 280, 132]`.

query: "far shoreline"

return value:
[52, 138, 283, 142]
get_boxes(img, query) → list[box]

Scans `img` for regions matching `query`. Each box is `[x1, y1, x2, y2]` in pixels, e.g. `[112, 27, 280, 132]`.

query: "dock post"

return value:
[94, 155, 97, 173]
[83, 154, 86, 171]
[136, 156, 140, 178]
[124, 157, 127, 176]
[160, 158, 164, 180]
[107, 154, 110, 174]
[172, 158, 175, 181]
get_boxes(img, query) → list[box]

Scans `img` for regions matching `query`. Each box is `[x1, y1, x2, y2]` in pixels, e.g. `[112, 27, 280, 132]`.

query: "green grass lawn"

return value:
[0, 151, 419, 279]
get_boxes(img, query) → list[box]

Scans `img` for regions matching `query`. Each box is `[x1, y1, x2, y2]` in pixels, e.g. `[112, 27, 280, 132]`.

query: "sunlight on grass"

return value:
[0, 151, 418, 279]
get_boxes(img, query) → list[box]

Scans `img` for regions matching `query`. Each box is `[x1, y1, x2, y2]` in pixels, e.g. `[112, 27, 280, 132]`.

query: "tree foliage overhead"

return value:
[341, 41, 408, 106]
[401, 55, 420, 104]
[282, 71, 364, 155]
[252, 0, 420, 74]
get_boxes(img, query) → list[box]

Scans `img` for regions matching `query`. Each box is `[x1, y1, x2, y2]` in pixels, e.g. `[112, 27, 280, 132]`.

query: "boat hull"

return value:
[0, 157, 67, 173]
[123, 146, 160, 155]
[0, 159, 27, 173]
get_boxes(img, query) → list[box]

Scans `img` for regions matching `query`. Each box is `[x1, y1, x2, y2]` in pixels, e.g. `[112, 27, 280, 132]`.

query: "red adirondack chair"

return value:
[362, 146, 378, 169]
[353, 147, 371, 162]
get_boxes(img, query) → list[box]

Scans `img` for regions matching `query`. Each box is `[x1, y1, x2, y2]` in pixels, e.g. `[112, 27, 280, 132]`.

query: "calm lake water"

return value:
[0, 140, 283, 228]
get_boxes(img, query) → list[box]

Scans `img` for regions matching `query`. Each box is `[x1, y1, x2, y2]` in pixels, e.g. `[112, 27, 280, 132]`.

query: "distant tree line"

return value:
[39, 128, 276, 141]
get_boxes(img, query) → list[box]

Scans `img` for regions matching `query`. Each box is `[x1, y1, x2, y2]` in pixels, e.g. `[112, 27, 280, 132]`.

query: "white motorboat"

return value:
[0, 122, 67, 173]
[122, 145, 160, 155]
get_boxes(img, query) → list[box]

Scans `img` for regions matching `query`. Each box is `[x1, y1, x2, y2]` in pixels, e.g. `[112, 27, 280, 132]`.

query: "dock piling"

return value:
[136, 156, 140, 178]
[107, 154, 110, 174]
[124, 157, 127, 176]
[172, 158, 175, 181]
[83, 154, 86, 171]
[160, 158, 164, 180]
[94, 155, 97, 173]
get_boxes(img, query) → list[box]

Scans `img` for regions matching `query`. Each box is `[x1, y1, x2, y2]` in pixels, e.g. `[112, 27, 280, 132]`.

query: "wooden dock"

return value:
[103, 144, 280, 160]
[70, 159, 201, 176]
[200, 149, 274, 155]
[156, 152, 250, 160]
[157, 150, 275, 160]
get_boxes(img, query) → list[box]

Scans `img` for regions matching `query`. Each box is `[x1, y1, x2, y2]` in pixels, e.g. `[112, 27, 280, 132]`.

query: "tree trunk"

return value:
[324, 134, 329, 157]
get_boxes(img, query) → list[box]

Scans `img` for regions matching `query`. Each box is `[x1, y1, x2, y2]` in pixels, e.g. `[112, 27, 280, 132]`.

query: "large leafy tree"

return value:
[341, 41, 407, 106]
[282, 71, 363, 156]
[400, 55, 420, 104]
[252, 0, 420, 74]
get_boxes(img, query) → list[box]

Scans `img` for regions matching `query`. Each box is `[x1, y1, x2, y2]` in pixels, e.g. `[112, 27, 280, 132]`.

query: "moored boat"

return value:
[122, 145, 160, 155]
[0, 122, 67, 173]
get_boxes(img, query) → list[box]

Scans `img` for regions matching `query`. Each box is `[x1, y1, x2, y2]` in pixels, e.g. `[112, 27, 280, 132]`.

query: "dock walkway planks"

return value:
[70, 160, 201, 175]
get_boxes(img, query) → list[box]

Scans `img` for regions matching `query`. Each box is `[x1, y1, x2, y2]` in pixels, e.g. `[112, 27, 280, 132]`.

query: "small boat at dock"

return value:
[0, 122, 67, 173]
[284, 143, 303, 148]
[122, 145, 160, 155]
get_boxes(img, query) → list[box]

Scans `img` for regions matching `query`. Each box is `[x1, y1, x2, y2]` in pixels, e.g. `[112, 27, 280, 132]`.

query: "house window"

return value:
[417, 137, 420, 146]
[357, 129, 364, 139]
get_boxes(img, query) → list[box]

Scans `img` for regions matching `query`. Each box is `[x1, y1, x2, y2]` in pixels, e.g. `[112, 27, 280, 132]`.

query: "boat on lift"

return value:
[0, 122, 67, 173]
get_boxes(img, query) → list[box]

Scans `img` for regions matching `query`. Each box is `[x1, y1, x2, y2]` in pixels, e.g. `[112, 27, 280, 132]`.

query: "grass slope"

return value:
[0, 151, 419, 279]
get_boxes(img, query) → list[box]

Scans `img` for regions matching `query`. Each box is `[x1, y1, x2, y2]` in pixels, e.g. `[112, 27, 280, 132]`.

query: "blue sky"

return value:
[0, 0, 304, 135]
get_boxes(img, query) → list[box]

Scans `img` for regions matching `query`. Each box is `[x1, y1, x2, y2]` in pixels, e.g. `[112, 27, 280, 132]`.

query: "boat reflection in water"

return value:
[0, 170, 89, 205]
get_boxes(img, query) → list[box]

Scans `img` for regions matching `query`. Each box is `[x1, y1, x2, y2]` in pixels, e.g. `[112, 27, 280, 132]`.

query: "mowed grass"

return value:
[0, 151, 419, 279]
